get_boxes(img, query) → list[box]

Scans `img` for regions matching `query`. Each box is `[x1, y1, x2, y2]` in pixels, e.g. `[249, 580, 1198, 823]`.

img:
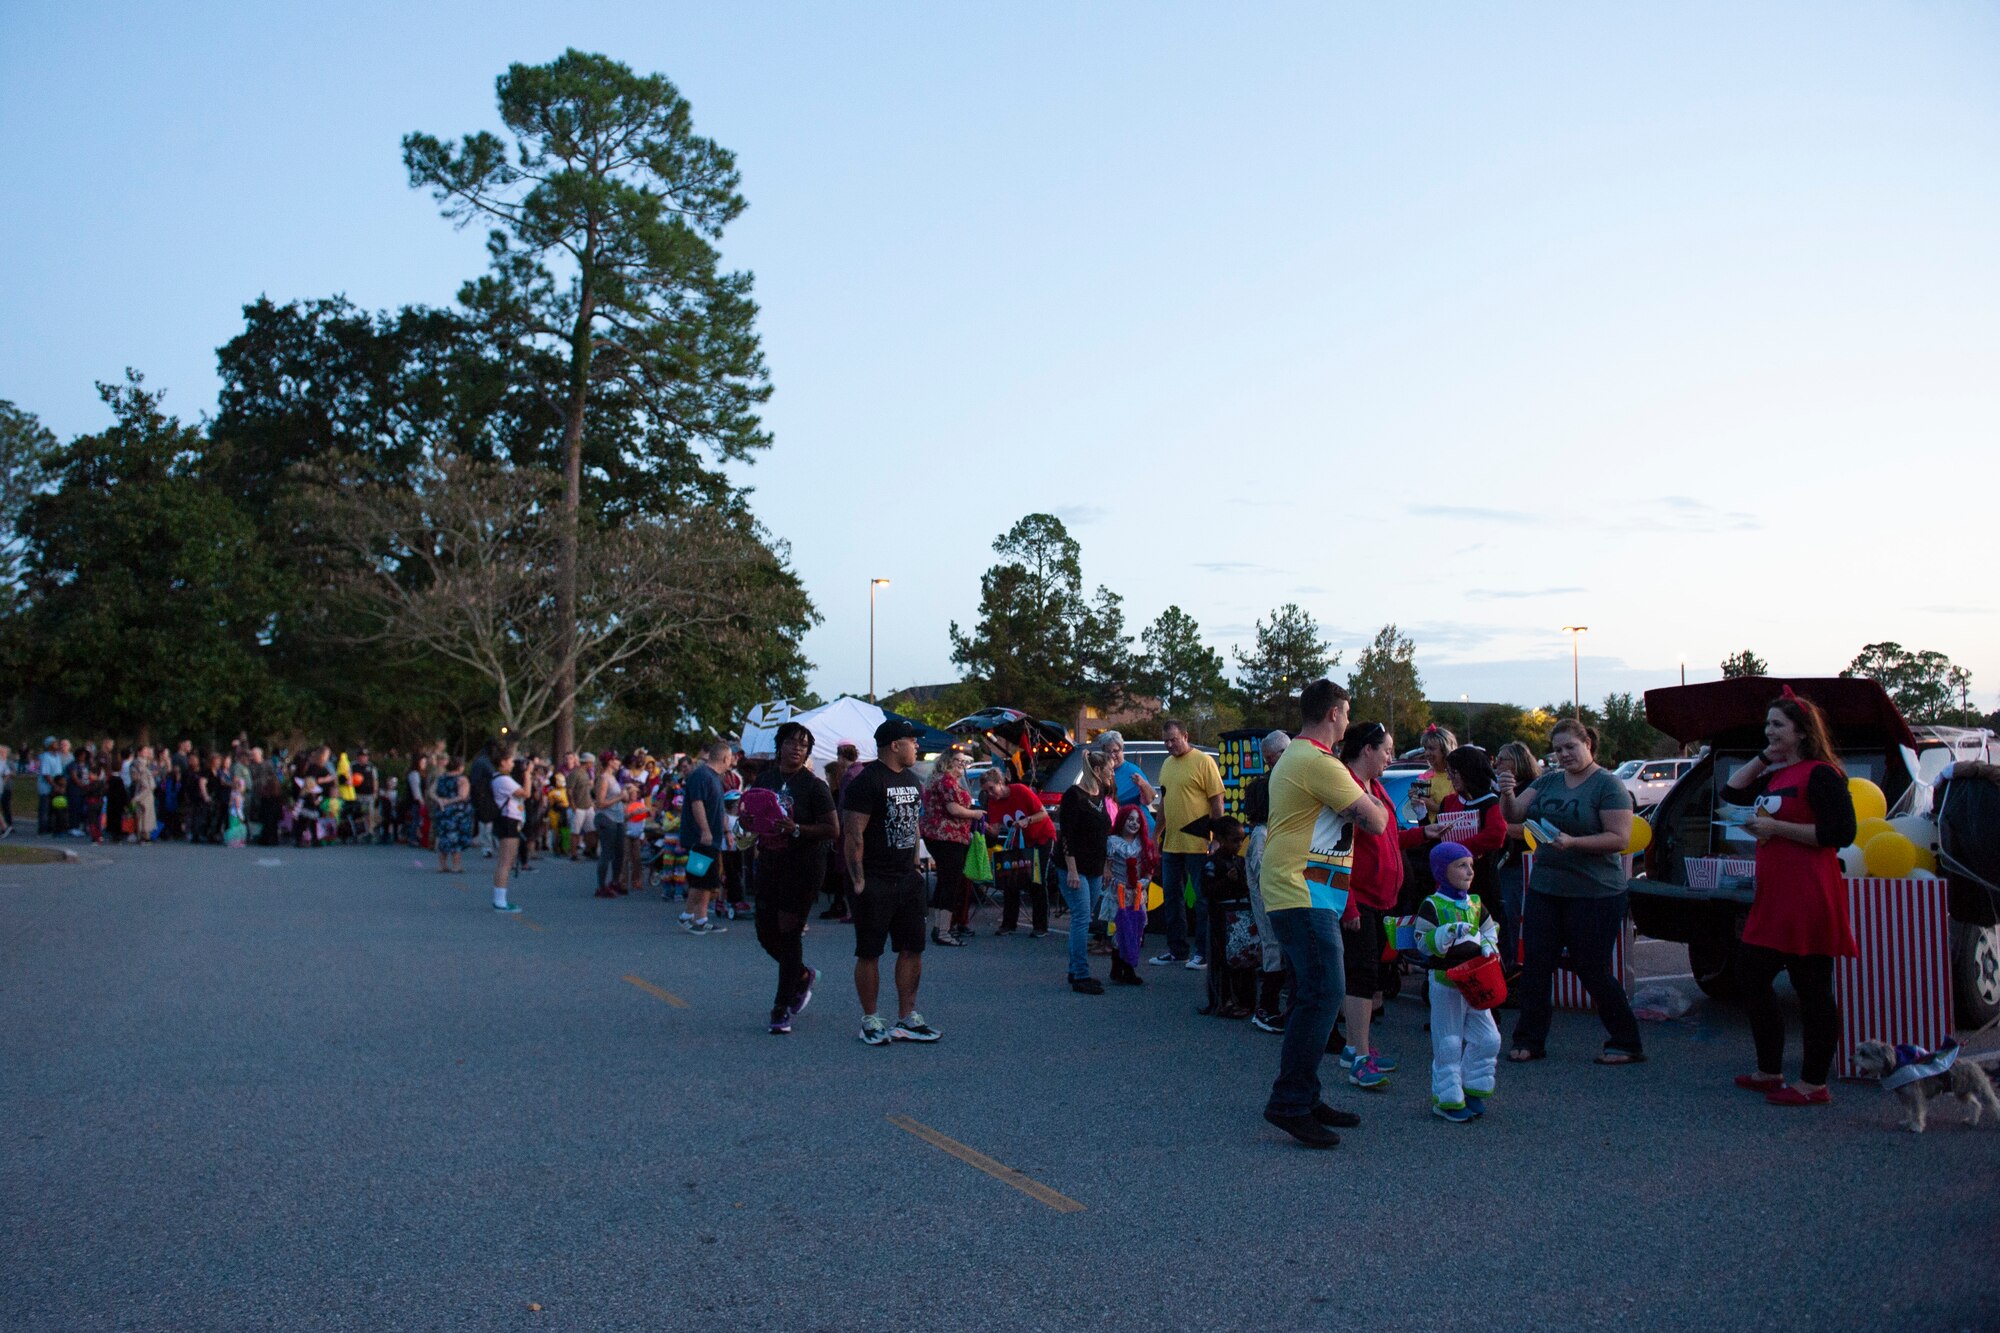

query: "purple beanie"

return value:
[1429, 840, 1473, 885]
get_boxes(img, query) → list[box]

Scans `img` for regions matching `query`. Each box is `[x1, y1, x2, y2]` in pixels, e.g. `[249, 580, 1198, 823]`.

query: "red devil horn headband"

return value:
[1779, 685, 1799, 702]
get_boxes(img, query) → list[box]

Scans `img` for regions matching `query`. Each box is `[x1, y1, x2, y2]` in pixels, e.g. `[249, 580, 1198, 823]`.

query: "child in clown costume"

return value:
[1416, 841, 1502, 1123]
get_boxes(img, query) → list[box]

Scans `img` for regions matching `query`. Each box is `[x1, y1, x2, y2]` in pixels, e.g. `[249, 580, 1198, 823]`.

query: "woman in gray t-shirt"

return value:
[1496, 719, 1644, 1064]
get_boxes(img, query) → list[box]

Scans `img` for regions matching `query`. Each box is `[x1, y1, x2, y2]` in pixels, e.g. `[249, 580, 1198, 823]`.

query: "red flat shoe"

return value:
[1765, 1085, 1831, 1106]
[1733, 1073, 1784, 1091]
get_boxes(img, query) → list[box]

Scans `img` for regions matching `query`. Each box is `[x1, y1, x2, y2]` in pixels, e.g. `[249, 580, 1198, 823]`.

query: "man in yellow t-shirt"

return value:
[1258, 679, 1389, 1150]
[1153, 720, 1225, 967]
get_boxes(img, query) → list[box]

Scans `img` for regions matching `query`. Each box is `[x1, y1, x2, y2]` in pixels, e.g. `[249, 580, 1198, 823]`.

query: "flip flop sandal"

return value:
[1594, 1051, 1648, 1065]
[1507, 1048, 1546, 1063]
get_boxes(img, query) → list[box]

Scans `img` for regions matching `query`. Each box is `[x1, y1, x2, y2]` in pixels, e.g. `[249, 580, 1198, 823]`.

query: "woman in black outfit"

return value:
[1057, 746, 1115, 995]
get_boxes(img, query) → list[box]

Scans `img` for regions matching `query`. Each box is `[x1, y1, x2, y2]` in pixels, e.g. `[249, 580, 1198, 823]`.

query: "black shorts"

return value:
[1343, 907, 1383, 999]
[687, 849, 722, 889]
[853, 871, 927, 960]
[493, 815, 522, 841]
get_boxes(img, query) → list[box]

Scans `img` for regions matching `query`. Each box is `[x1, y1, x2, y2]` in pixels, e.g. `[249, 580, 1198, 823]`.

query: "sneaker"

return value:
[1251, 1010, 1287, 1034]
[1338, 1045, 1360, 1069]
[731, 902, 752, 917]
[1263, 1108, 1339, 1149]
[1184, 955, 1208, 971]
[994, 927, 1019, 937]
[1432, 1101, 1477, 1123]
[1347, 1055, 1390, 1090]
[493, 902, 522, 914]
[1149, 953, 1181, 967]
[931, 929, 965, 947]
[859, 1015, 891, 1046]
[686, 919, 727, 936]
[768, 1008, 793, 1035]
[892, 1013, 942, 1043]
[1368, 1048, 1400, 1073]
[678, 912, 695, 924]
[1466, 1093, 1488, 1118]
[793, 967, 817, 1015]
[1029, 929, 1051, 939]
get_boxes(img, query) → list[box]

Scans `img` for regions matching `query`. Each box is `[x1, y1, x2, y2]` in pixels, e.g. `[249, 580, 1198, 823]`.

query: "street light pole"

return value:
[1462, 693, 1470, 738]
[1679, 654, 1687, 687]
[1562, 626, 1588, 719]
[869, 578, 890, 703]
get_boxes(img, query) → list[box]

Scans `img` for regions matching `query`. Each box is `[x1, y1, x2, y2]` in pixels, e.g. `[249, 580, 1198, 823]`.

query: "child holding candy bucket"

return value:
[1100, 805, 1154, 986]
[1416, 841, 1503, 1123]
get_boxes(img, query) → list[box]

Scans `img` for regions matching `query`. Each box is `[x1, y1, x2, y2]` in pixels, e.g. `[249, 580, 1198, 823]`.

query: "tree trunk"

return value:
[554, 291, 595, 759]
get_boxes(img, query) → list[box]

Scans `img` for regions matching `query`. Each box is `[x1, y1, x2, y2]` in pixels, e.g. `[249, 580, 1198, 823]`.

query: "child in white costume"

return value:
[1417, 841, 1501, 1122]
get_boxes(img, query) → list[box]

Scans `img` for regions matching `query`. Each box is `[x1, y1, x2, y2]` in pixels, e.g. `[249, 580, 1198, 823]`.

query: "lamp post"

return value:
[869, 578, 891, 703]
[1679, 654, 1687, 687]
[1461, 693, 1470, 739]
[1562, 626, 1588, 719]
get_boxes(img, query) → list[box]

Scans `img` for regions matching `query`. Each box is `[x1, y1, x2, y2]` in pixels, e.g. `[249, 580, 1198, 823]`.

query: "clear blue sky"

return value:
[4, 2, 1996, 716]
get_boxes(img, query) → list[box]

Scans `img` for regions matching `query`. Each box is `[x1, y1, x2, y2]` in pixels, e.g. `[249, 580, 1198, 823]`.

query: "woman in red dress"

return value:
[1721, 689, 1858, 1106]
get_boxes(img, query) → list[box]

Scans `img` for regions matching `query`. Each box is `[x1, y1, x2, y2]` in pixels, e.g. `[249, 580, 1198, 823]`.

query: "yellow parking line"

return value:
[885, 1114, 1085, 1213]
[623, 974, 689, 1009]
[515, 914, 545, 932]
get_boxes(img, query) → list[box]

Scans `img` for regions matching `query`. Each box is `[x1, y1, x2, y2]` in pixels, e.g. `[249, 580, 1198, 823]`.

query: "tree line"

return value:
[926, 512, 1991, 760]
[0, 51, 815, 752]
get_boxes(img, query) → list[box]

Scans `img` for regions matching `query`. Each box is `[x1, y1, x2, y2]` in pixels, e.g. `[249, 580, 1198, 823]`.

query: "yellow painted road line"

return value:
[623, 974, 690, 1009]
[885, 1114, 1085, 1213]
[515, 914, 545, 932]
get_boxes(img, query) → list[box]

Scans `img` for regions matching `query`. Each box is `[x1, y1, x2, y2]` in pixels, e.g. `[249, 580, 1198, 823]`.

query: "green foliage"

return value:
[12, 375, 292, 739]
[1345, 624, 1429, 740]
[948, 513, 1134, 719]
[0, 399, 56, 611]
[1720, 649, 1767, 679]
[1463, 703, 1557, 756]
[1233, 603, 1337, 728]
[1842, 642, 1975, 725]
[880, 682, 985, 732]
[1596, 691, 1675, 765]
[1135, 605, 1227, 713]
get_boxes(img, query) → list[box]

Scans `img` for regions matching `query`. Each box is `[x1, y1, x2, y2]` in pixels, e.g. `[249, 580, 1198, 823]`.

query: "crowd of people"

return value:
[24, 677, 1863, 1147]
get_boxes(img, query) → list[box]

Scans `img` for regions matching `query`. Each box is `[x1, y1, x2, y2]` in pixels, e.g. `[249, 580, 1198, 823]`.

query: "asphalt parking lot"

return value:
[4, 844, 1997, 1331]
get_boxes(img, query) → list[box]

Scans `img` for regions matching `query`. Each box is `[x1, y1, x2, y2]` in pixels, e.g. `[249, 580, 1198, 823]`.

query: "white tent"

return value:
[792, 696, 887, 770]
[738, 699, 796, 760]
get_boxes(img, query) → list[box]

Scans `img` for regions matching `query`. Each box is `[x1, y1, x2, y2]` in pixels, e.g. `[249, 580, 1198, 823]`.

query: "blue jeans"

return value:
[1060, 872, 1100, 979]
[1160, 852, 1207, 960]
[1264, 907, 1345, 1117]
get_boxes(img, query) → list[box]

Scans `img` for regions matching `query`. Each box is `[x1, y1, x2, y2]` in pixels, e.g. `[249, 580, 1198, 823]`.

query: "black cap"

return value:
[874, 718, 922, 745]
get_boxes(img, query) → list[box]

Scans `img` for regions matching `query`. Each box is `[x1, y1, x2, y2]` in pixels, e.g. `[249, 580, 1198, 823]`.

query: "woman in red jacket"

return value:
[1338, 722, 1406, 1088]
[1404, 746, 1511, 974]
[1721, 688, 1858, 1106]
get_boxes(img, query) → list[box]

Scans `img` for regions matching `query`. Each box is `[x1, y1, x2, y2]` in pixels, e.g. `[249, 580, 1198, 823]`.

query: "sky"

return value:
[3, 2, 1997, 717]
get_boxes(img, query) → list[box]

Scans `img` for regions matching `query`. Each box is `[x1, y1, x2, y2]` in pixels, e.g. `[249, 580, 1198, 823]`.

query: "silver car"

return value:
[1623, 757, 1695, 810]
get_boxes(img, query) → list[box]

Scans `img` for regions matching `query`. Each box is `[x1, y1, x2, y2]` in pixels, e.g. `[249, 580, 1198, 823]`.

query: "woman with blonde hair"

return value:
[921, 747, 980, 946]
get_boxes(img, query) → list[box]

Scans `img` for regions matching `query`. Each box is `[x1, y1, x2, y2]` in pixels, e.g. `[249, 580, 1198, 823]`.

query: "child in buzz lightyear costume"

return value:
[1417, 841, 1502, 1123]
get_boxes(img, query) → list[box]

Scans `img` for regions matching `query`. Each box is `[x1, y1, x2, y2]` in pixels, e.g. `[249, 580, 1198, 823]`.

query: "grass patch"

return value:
[0, 843, 69, 865]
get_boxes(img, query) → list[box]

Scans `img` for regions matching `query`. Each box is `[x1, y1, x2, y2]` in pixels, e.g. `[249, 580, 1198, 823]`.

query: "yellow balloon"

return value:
[1912, 845, 1938, 874]
[1522, 823, 1540, 851]
[1146, 880, 1165, 913]
[1848, 777, 1887, 824]
[1854, 817, 1893, 850]
[1863, 831, 1918, 879]
[1625, 816, 1653, 855]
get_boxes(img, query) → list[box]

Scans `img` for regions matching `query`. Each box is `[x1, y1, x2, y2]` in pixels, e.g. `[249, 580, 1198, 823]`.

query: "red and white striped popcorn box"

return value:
[1432, 810, 1480, 839]
[1835, 876, 1952, 1078]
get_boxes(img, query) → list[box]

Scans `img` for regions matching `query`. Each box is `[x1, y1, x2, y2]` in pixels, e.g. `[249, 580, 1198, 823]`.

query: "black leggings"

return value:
[1737, 943, 1839, 1086]
[755, 903, 810, 1014]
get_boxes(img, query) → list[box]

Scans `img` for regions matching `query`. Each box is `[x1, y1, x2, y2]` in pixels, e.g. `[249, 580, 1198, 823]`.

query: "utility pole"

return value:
[869, 578, 890, 703]
[1562, 626, 1589, 719]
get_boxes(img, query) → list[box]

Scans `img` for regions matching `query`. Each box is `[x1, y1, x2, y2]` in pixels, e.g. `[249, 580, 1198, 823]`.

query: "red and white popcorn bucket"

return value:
[1835, 876, 1953, 1078]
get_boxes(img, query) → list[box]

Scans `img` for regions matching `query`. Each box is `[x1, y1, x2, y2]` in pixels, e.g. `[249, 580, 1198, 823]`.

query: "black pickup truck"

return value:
[1628, 676, 2000, 1027]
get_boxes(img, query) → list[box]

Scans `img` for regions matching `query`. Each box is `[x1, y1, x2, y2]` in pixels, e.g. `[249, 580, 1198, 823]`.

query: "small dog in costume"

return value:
[1852, 1039, 2000, 1134]
[1417, 841, 1501, 1123]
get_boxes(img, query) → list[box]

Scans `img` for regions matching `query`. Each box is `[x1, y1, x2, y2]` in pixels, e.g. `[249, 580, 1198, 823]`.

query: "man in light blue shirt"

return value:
[36, 738, 65, 835]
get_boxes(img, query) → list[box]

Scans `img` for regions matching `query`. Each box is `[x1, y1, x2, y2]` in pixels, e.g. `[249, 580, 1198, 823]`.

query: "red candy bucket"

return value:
[1446, 953, 1507, 1010]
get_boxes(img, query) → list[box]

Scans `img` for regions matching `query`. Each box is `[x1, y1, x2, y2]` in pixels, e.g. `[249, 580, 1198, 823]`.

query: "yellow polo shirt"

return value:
[1159, 748, 1224, 854]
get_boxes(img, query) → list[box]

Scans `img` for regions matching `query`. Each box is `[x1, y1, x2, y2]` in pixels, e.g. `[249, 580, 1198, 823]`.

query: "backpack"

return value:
[738, 785, 790, 839]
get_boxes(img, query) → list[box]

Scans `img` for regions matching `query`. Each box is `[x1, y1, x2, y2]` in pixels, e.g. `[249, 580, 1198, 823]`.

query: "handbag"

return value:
[963, 832, 993, 885]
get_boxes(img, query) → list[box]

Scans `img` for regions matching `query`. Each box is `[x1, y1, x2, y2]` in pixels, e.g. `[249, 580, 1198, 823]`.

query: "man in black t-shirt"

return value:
[840, 718, 942, 1046]
[752, 722, 839, 1035]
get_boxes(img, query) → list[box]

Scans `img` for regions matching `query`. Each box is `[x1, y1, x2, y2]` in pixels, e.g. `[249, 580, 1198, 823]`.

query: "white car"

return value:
[1623, 758, 1695, 809]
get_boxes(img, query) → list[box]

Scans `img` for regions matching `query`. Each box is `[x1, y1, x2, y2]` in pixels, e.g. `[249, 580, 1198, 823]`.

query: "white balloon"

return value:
[1910, 869, 1937, 880]
[1887, 815, 1938, 850]
[1838, 844, 1868, 878]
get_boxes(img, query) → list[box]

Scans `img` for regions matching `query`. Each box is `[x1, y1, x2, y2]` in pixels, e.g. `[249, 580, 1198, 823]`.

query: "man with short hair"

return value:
[841, 719, 941, 1045]
[1153, 719, 1225, 968]
[563, 753, 592, 861]
[36, 737, 62, 835]
[1245, 729, 1292, 1033]
[1258, 679, 1389, 1149]
[679, 741, 734, 934]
